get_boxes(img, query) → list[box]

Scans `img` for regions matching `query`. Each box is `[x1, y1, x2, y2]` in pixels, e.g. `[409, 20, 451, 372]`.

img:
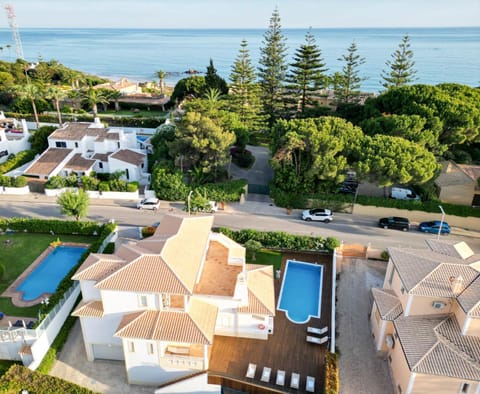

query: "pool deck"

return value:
[2, 242, 89, 307]
[208, 251, 333, 393]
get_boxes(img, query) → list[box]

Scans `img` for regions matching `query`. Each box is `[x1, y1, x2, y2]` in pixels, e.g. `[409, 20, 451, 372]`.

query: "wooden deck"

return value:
[208, 251, 333, 393]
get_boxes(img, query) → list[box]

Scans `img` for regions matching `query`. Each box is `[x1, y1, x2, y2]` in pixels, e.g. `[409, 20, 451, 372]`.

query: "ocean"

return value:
[0, 27, 478, 92]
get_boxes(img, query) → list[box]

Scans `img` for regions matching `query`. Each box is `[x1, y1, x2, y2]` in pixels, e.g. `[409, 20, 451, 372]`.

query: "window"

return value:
[74, 142, 79, 148]
[400, 287, 405, 294]
[99, 162, 103, 169]
[388, 355, 392, 363]
[461, 383, 470, 393]
[128, 341, 135, 353]
[125, 168, 129, 179]
[138, 295, 147, 307]
[117, 142, 120, 148]
[55, 141, 67, 148]
[148, 343, 154, 355]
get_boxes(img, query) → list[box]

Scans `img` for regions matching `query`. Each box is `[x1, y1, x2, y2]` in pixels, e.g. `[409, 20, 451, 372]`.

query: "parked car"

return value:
[418, 220, 451, 235]
[378, 216, 410, 231]
[390, 187, 420, 201]
[302, 208, 333, 223]
[137, 198, 160, 210]
[338, 180, 358, 194]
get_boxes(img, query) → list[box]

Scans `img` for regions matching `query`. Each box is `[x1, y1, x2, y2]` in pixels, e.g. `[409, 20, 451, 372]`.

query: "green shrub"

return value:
[127, 182, 139, 192]
[102, 242, 115, 254]
[81, 175, 100, 191]
[45, 175, 66, 189]
[3, 218, 101, 235]
[0, 149, 36, 175]
[1, 363, 98, 393]
[64, 174, 79, 187]
[13, 176, 27, 187]
[381, 250, 389, 261]
[324, 352, 339, 394]
[98, 181, 110, 192]
[142, 226, 156, 238]
[215, 227, 338, 252]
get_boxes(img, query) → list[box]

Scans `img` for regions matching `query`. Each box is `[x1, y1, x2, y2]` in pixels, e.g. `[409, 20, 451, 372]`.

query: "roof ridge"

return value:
[95, 253, 143, 288]
[435, 329, 480, 372]
[374, 289, 403, 318]
[411, 341, 441, 370]
[187, 301, 211, 344]
[246, 269, 275, 315]
[115, 310, 146, 337]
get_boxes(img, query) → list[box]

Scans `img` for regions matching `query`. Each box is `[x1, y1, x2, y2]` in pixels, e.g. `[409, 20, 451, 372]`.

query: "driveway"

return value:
[230, 145, 273, 186]
[336, 258, 394, 394]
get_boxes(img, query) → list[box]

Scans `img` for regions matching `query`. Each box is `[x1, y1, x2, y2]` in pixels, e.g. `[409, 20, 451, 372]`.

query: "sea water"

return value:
[0, 27, 478, 92]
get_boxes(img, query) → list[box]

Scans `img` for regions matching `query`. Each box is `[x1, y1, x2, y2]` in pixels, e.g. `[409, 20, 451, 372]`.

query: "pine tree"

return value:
[286, 30, 328, 115]
[335, 42, 366, 104]
[258, 7, 288, 128]
[381, 35, 417, 90]
[228, 39, 265, 132]
[205, 59, 228, 94]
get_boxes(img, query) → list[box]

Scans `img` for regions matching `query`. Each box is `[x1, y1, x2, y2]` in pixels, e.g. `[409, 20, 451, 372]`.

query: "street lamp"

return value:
[187, 190, 193, 216]
[437, 205, 445, 240]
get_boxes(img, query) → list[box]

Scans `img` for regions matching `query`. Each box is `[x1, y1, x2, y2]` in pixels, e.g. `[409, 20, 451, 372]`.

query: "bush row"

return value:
[324, 352, 339, 394]
[195, 179, 248, 202]
[215, 227, 340, 252]
[271, 185, 480, 218]
[0, 149, 36, 175]
[0, 364, 98, 394]
[45, 175, 139, 192]
[0, 218, 101, 235]
[0, 175, 28, 187]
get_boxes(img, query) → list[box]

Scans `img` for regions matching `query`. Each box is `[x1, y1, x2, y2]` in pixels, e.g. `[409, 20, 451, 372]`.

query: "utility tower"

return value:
[4, 3, 24, 60]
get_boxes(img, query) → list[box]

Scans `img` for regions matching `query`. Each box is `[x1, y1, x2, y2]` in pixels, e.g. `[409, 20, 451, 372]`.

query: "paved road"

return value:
[1, 197, 479, 252]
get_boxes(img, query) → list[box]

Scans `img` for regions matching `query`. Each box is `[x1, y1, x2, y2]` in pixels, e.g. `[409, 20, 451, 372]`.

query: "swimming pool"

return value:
[277, 260, 323, 324]
[16, 245, 88, 301]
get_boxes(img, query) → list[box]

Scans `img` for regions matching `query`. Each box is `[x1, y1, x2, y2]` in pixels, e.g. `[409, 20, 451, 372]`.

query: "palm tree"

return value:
[45, 84, 68, 125]
[107, 90, 122, 112]
[80, 86, 109, 117]
[13, 83, 41, 127]
[155, 70, 166, 95]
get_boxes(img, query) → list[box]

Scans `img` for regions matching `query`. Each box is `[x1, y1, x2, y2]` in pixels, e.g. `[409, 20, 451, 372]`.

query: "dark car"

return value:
[379, 217, 410, 232]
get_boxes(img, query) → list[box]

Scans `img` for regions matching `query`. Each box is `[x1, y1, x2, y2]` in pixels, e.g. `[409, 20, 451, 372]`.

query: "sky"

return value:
[5, 0, 480, 29]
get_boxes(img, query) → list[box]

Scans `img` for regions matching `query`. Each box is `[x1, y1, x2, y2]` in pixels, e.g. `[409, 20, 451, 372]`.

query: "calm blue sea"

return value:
[0, 27, 478, 92]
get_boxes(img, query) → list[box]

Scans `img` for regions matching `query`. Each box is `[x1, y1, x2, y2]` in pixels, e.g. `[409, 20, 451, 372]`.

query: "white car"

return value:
[302, 208, 333, 223]
[137, 198, 160, 210]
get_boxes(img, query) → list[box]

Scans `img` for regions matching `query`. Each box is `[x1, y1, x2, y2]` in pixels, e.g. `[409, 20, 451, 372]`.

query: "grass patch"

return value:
[0, 233, 95, 317]
[246, 249, 283, 270]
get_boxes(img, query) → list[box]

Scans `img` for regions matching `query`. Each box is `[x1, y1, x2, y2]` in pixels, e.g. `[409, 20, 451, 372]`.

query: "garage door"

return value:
[92, 344, 124, 360]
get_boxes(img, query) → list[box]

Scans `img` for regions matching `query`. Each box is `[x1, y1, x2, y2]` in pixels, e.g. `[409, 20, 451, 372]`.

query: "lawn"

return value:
[246, 249, 283, 270]
[0, 233, 95, 317]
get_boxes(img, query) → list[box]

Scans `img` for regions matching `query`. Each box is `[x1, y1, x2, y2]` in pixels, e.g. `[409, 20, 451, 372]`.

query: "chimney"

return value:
[449, 276, 464, 296]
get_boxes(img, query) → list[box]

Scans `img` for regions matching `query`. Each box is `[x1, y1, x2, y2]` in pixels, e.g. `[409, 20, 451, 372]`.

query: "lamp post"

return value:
[187, 190, 193, 216]
[437, 205, 445, 240]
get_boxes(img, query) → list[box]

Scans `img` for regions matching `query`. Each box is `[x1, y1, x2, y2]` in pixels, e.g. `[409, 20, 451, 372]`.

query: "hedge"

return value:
[0, 176, 27, 187]
[196, 179, 248, 202]
[324, 352, 339, 394]
[0, 150, 37, 175]
[0, 218, 101, 235]
[0, 364, 99, 394]
[214, 227, 340, 252]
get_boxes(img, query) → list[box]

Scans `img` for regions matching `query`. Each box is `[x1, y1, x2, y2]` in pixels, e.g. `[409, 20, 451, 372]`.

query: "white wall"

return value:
[80, 280, 101, 301]
[0, 186, 30, 195]
[109, 157, 144, 183]
[101, 290, 152, 314]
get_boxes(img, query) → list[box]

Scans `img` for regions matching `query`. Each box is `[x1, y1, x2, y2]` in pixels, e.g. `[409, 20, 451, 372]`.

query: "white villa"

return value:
[24, 119, 150, 184]
[370, 239, 480, 394]
[72, 214, 276, 386]
[0, 111, 30, 164]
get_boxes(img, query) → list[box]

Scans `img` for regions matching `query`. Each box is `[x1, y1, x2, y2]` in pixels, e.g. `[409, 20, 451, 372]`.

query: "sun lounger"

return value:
[245, 363, 256, 379]
[276, 370, 285, 386]
[26, 321, 35, 329]
[307, 326, 328, 335]
[13, 320, 22, 327]
[306, 376, 315, 392]
[260, 366, 271, 382]
[290, 372, 300, 389]
[306, 335, 329, 344]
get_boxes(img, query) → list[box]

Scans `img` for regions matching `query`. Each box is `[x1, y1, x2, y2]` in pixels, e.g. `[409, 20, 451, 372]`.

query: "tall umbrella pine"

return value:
[229, 39, 265, 133]
[258, 7, 288, 128]
[381, 35, 417, 90]
[286, 30, 328, 116]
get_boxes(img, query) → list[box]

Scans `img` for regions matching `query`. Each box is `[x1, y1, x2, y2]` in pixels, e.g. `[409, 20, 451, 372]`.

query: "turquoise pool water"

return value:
[277, 260, 323, 324]
[17, 245, 87, 301]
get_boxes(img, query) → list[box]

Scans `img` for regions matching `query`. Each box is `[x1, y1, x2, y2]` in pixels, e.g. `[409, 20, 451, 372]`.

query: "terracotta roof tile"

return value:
[371, 288, 403, 320]
[49, 122, 105, 140]
[72, 255, 125, 282]
[458, 277, 480, 316]
[238, 265, 275, 316]
[65, 153, 96, 171]
[109, 149, 145, 166]
[24, 147, 73, 176]
[71, 300, 104, 317]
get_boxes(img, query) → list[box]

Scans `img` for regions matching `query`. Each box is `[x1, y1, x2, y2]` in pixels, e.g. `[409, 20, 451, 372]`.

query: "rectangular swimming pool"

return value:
[277, 260, 323, 324]
[16, 245, 88, 301]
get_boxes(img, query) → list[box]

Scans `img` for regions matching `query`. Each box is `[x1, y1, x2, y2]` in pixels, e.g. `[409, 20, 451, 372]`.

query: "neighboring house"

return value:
[95, 78, 142, 96]
[23, 119, 150, 184]
[72, 214, 275, 386]
[0, 111, 30, 164]
[435, 161, 479, 206]
[370, 239, 480, 394]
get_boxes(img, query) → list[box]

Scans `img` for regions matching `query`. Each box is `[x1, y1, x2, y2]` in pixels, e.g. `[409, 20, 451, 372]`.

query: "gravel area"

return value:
[337, 258, 394, 394]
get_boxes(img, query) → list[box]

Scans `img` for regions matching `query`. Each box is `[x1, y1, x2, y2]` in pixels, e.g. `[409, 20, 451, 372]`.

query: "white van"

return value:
[390, 187, 421, 201]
